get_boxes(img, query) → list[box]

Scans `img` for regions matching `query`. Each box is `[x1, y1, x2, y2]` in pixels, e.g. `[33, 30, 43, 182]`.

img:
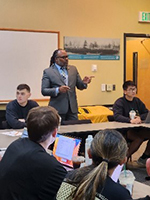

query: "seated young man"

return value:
[5, 84, 39, 129]
[0, 106, 67, 200]
[113, 80, 150, 166]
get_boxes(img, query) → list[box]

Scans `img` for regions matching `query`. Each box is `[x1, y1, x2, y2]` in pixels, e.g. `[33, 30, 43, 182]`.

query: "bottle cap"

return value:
[88, 135, 93, 139]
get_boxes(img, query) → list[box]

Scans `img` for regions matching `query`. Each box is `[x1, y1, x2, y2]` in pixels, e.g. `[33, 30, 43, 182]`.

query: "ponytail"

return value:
[73, 161, 108, 200]
[68, 130, 127, 200]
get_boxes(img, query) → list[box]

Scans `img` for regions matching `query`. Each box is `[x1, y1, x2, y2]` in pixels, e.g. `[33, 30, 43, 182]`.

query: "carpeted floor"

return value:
[130, 167, 150, 186]
[127, 141, 150, 186]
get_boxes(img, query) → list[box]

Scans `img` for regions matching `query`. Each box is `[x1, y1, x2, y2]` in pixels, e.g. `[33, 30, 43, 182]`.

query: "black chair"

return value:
[0, 110, 6, 120]
[61, 119, 92, 125]
[0, 110, 7, 129]
[107, 115, 114, 122]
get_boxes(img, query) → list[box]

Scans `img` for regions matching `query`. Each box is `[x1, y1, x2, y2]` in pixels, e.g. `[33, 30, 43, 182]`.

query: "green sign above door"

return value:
[139, 11, 150, 22]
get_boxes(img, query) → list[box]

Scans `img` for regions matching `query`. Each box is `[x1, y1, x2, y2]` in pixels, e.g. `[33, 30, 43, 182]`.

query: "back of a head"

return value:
[73, 129, 128, 200]
[123, 80, 136, 90]
[17, 84, 30, 92]
[91, 129, 127, 166]
[27, 106, 59, 143]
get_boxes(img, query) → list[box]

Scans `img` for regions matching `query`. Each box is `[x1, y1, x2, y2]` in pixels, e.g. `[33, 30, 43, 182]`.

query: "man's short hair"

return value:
[27, 106, 59, 143]
[122, 80, 136, 90]
[17, 84, 30, 92]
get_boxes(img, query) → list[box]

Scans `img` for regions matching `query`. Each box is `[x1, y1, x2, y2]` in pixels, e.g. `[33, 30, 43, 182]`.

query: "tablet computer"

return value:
[53, 134, 81, 170]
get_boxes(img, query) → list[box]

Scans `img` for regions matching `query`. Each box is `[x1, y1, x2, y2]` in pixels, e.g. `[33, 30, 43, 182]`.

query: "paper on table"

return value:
[111, 164, 123, 182]
[0, 131, 22, 137]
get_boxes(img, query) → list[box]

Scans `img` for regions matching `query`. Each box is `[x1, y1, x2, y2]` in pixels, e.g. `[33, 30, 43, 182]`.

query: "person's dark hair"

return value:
[71, 129, 128, 200]
[123, 80, 136, 90]
[50, 48, 62, 66]
[26, 106, 60, 143]
[17, 84, 30, 92]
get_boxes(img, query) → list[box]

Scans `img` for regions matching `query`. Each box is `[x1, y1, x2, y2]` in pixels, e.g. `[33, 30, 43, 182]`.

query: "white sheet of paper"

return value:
[111, 164, 123, 182]
[0, 131, 22, 137]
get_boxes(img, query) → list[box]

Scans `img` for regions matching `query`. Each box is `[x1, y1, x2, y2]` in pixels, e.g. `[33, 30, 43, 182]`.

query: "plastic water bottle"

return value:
[85, 135, 93, 166]
[21, 127, 28, 138]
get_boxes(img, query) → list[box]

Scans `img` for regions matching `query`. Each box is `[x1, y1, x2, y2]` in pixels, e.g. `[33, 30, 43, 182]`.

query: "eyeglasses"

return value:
[127, 87, 137, 92]
[57, 55, 68, 59]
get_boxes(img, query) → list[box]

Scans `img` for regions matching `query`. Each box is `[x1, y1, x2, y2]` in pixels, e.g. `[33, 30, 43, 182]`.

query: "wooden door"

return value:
[126, 38, 150, 109]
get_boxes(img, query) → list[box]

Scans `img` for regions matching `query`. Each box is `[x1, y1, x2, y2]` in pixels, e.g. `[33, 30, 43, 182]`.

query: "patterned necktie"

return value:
[60, 67, 67, 84]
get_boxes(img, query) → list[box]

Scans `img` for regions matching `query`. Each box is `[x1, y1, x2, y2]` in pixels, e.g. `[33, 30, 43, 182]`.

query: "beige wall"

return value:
[0, 0, 150, 108]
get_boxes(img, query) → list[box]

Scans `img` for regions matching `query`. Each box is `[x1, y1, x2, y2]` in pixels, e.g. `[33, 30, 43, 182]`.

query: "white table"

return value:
[0, 122, 149, 147]
[59, 121, 147, 134]
[0, 129, 21, 148]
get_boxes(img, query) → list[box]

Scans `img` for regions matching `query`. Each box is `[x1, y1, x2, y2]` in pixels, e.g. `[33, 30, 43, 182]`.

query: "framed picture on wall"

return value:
[64, 36, 120, 60]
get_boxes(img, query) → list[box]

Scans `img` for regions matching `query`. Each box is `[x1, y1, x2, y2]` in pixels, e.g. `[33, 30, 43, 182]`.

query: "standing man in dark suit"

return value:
[0, 106, 67, 200]
[41, 49, 94, 122]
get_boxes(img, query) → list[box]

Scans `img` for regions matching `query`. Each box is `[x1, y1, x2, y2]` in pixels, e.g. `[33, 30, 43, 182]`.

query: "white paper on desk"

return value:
[111, 164, 123, 182]
[0, 131, 22, 137]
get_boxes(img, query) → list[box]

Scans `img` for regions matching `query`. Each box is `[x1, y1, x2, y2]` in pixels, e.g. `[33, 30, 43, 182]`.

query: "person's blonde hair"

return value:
[72, 129, 128, 200]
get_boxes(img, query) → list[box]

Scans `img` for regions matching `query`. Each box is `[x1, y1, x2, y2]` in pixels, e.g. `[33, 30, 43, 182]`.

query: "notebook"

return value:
[53, 134, 81, 170]
[144, 111, 150, 123]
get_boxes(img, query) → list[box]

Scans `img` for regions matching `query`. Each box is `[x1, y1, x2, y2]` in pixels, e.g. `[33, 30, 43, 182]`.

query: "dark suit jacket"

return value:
[41, 64, 87, 114]
[0, 138, 67, 200]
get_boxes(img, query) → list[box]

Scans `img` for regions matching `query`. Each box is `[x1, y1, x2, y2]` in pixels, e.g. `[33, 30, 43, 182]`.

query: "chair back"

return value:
[107, 115, 114, 122]
[0, 110, 6, 129]
[61, 119, 91, 125]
